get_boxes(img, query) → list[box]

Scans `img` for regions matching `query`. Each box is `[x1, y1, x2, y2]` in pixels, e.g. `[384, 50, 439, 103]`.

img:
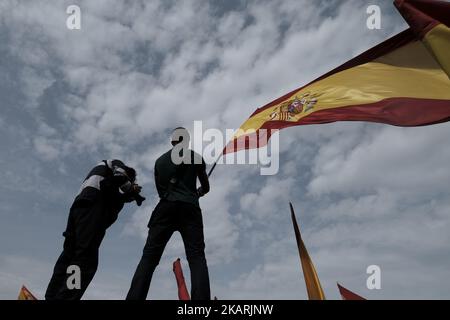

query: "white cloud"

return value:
[33, 136, 61, 161]
[308, 124, 450, 197]
[240, 177, 295, 220]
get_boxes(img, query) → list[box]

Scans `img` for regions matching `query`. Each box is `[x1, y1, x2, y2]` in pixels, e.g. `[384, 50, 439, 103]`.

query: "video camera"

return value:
[127, 183, 146, 206]
[133, 193, 146, 206]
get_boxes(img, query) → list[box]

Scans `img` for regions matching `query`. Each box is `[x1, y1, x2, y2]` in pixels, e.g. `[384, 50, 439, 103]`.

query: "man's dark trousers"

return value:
[45, 199, 107, 300]
[126, 200, 210, 300]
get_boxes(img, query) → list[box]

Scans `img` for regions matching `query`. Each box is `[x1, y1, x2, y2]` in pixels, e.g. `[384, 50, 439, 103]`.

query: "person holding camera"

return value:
[45, 159, 145, 300]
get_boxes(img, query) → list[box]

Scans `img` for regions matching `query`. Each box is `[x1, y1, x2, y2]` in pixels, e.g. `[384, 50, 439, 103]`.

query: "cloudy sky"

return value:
[1, 0, 450, 300]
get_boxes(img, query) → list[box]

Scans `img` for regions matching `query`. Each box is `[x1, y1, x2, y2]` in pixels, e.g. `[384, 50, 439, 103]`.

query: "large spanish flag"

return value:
[225, 0, 450, 154]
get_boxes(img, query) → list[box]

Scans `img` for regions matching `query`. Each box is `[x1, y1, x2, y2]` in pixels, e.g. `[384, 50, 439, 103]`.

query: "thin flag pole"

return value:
[207, 162, 217, 178]
[207, 146, 227, 177]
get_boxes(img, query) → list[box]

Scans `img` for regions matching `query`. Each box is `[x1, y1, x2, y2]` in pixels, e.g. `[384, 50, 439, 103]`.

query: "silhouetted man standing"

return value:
[46, 159, 145, 300]
[127, 127, 211, 300]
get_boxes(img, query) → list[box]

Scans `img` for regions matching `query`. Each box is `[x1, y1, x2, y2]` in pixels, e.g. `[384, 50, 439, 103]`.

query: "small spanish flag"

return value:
[337, 283, 366, 300]
[225, 0, 450, 154]
[173, 258, 190, 300]
[18, 286, 37, 300]
[290, 203, 326, 300]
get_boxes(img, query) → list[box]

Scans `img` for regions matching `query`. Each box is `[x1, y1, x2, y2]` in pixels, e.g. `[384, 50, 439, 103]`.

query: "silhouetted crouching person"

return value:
[46, 160, 145, 300]
[126, 128, 211, 300]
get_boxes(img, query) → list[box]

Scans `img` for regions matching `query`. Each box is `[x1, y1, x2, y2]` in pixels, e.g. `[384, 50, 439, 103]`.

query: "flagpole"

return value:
[207, 162, 217, 178]
[207, 148, 226, 177]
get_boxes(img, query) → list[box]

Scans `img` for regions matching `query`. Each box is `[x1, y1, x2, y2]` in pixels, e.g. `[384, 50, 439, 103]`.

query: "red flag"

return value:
[173, 258, 190, 300]
[337, 283, 366, 300]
